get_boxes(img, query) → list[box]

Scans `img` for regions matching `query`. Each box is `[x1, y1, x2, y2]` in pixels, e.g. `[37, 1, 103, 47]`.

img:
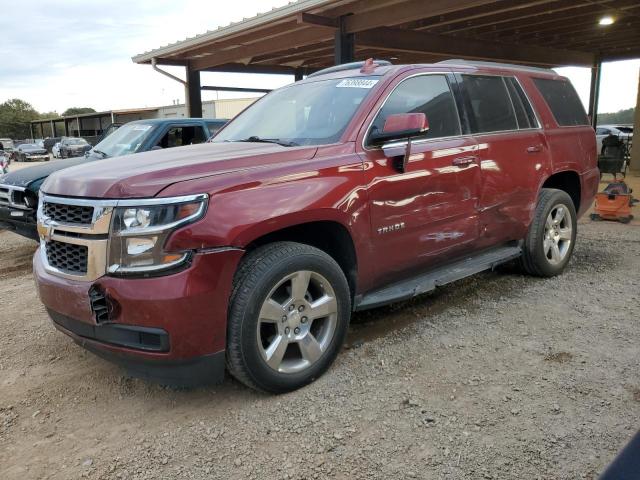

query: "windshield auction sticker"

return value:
[336, 79, 379, 89]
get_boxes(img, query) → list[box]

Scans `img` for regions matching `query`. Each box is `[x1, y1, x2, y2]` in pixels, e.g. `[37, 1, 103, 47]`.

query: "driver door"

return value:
[358, 72, 480, 286]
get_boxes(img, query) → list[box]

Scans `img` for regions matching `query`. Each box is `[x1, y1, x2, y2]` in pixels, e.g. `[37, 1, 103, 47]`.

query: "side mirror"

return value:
[369, 113, 429, 146]
[369, 113, 429, 173]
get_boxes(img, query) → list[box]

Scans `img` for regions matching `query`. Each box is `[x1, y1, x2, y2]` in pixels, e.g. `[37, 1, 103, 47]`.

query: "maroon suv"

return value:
[34, 60, 598, 393]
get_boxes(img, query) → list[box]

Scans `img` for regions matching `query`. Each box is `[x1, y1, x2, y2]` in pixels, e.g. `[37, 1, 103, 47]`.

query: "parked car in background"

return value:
[52, 142, 61, 158]
[32, 60, 598, 393]
[43, 137, 62, 153]
[59, 137, 91, 158]
[0, 117, 226, 240]
[15, 143, 49, 162]
[596, 125, 633, 154]
[0, 138, 15, 152]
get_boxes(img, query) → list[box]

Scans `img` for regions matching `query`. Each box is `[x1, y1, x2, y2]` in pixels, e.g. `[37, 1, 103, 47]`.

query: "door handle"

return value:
[527, 145, 543, 153]
[452, 156, 477, 167]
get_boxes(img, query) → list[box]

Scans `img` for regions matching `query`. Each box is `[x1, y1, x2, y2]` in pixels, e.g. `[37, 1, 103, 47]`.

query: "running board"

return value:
[354, 245, 522, 311]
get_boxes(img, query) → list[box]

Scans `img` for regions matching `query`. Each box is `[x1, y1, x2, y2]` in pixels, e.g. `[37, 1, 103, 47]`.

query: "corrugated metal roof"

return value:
[132, 0, 335, 64]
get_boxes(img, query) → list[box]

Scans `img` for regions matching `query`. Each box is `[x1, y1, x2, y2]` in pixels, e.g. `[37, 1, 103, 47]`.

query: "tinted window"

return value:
[158, 126, 207, 148]
[533, 78, 589, 127]
[505, 78, 537, 129]
[462, 75, 518, 133]
[369, 75, 460, 143]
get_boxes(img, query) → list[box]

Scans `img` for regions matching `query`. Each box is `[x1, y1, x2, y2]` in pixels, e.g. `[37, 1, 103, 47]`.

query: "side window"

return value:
[532, 78, 589, 127]
[157, 126, 207, 148]
[595, 128, 610, 135]
[369, 74, 460, 144]
[505, 78, 538, 129]
[206, 122, 224, 137]
[462, 75, 518, 133]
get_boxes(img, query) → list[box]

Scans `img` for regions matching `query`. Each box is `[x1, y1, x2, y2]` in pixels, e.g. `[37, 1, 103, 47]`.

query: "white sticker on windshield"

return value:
[132, 125, 152, 131]
[336, 79, 379, 89]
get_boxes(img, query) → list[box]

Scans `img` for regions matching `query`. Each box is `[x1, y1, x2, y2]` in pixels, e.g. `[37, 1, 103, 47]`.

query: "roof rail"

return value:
[308, 59, 392, 78]
[437, 59, 554, 75]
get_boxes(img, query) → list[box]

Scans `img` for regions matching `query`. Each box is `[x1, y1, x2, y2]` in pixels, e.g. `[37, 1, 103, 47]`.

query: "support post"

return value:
[335, 15, 355, 65]
[630, 67, 640, 172]
[29, 123, 34, 141]
[63, 119, 69, 137]
[186, 65, 203, 118]
[294, 68, 304, 82]
[588, 58, 602, 128]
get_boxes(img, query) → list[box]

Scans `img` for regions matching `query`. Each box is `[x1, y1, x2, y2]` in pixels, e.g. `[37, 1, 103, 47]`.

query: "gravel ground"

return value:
[0, 185, 639, 480]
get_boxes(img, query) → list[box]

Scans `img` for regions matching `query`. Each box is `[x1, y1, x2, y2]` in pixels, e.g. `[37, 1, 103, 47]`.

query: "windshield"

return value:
[92, 123, 154, 157]
[66, 138, 87, 145]
[214, 77, 379, 146]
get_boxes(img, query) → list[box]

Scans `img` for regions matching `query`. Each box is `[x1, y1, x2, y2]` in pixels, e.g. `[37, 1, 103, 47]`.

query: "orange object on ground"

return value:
[590, 181, 634, 224]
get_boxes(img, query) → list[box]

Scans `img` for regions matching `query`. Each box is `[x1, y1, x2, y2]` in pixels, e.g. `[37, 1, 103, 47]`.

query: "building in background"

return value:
[30, 97, 256, 141]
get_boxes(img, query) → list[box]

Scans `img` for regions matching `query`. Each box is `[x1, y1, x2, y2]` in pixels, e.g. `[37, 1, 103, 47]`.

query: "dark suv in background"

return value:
[0, 118, 227, 239]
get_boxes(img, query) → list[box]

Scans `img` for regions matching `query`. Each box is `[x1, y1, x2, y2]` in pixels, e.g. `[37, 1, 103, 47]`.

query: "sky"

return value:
[0, 0, 638, 115]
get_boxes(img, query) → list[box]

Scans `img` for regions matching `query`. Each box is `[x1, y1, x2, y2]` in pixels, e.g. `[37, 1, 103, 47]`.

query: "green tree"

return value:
[62, 107, 96, 116]
[0, 98, 41, 139]
[598, 107, 635, 125]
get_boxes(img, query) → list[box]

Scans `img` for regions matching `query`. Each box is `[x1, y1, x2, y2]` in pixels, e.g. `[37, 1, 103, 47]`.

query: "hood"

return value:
[0, 156, 92, 188]
[42, 142, 318, 199]
[24, 148, 48, 155]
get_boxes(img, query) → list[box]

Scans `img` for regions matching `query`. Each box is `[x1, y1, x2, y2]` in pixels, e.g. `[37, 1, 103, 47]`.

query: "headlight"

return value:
[107, 194, 207, 276]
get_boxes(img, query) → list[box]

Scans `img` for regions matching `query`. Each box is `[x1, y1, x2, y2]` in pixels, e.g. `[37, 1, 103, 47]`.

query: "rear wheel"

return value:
[226, 242, 351, 393]
[521, 189, 577, 277]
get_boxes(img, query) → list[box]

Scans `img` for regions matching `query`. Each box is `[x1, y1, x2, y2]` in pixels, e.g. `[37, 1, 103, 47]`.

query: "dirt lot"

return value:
[1, 172, 639, 480]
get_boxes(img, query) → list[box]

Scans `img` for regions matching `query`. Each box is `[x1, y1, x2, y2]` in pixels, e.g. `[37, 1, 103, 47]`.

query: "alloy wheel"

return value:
[543, 205, 573, 265]
[256, 270, 338, 374]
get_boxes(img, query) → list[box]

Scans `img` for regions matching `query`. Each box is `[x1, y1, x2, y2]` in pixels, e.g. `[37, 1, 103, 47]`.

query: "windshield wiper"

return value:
[91, 149, 109, 158]
[234, 136, 299, 147]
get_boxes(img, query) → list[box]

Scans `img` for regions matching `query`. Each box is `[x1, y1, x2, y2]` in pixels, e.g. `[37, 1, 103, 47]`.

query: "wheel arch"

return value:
[540, 170, 581, 212]
[242, 220, 359, 301]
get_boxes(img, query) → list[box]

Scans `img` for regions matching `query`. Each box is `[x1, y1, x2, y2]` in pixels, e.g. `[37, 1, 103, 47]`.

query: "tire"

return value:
[521, 188, 577, 277]
[226, 242, 351, 393]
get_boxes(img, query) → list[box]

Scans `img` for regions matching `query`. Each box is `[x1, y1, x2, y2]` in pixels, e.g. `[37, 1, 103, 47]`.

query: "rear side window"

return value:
[533, 78, 589, 126]
[369, 74, 461, 143]
[462, 75, 518, 133]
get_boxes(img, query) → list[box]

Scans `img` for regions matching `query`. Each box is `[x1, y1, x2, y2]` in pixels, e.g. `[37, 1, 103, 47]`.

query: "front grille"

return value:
[44, 202, 94, 224]
[45, 240, 88, 274]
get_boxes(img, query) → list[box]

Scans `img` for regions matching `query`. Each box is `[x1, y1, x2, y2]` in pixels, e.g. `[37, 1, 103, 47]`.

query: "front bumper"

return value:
[0, 205, 37, 239]
[23, 154, 49, 162]
[34, 246, 244, 386]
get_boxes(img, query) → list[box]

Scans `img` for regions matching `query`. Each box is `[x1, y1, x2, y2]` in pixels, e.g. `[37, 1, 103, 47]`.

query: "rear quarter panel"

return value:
[518, 74, 599, 217]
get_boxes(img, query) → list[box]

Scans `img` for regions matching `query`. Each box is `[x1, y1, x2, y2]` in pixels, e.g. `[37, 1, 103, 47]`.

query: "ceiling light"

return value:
[599, 16, 615, 26]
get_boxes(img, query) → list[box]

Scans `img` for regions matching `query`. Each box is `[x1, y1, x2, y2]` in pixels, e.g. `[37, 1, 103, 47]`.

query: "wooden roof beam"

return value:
[190, 27, 334, 70]
[343, 0, 503, 34]
[356, 26, 595, 67]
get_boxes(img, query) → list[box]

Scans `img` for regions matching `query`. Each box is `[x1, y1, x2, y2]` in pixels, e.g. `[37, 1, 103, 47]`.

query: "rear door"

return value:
[358, 72, 480, 286]
[457, 73, 550, 249]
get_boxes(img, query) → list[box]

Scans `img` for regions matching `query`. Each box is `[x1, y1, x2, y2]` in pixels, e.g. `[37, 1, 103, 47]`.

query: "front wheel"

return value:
[521, 188, 577, 277]
[226, 242, 351, 393]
